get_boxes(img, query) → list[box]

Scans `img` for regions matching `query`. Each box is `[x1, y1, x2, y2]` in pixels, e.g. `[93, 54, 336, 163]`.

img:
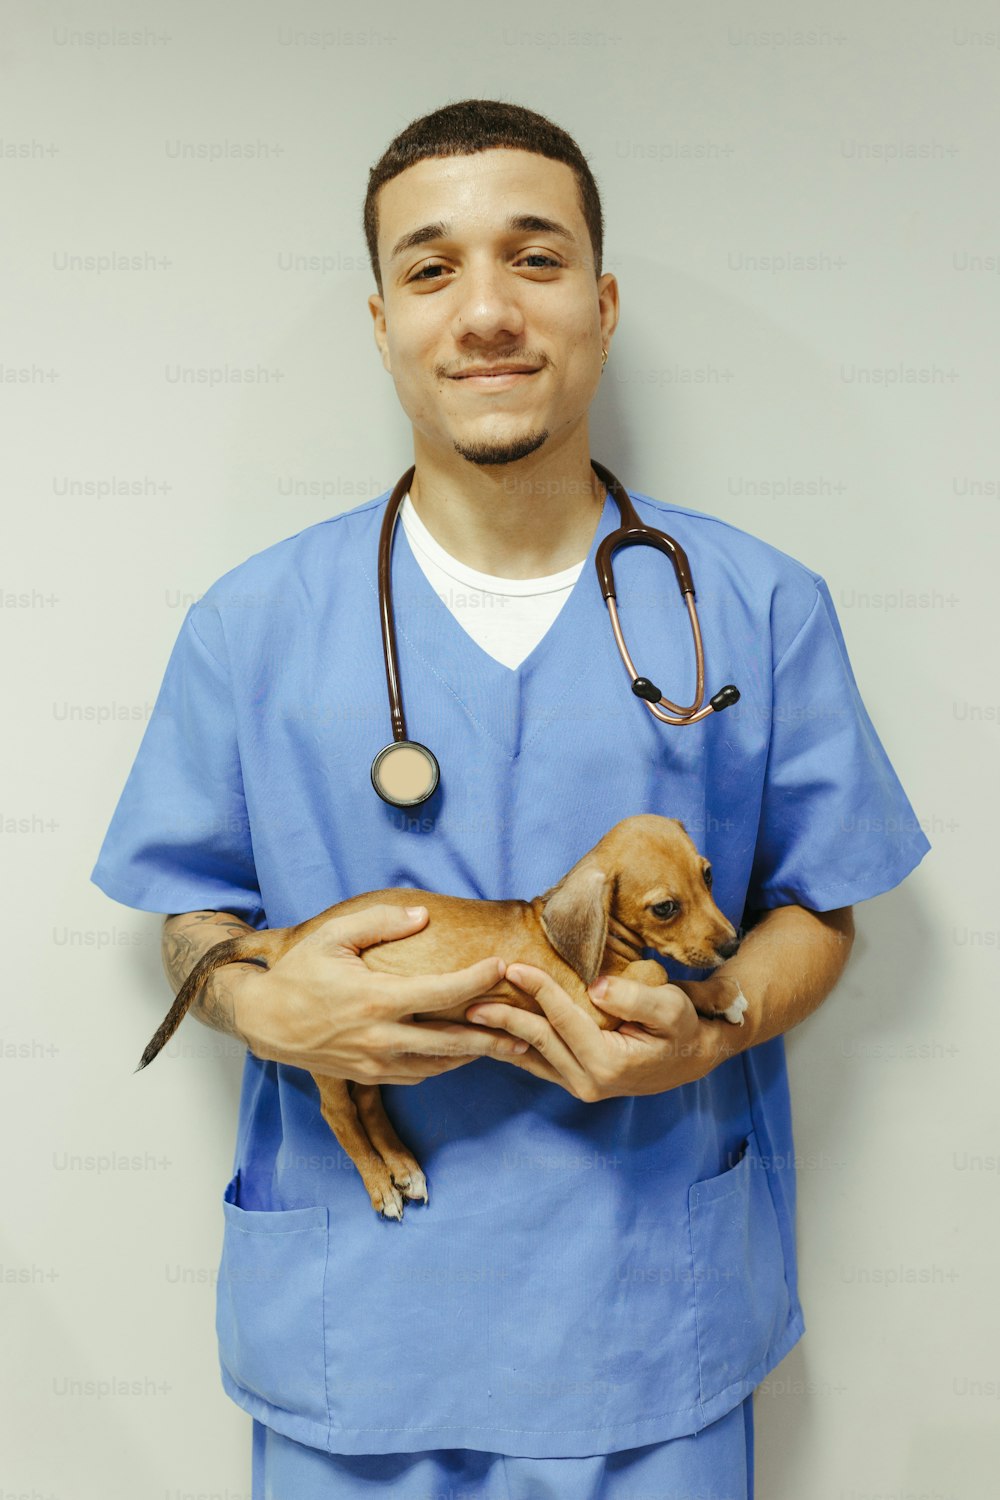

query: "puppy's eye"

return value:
[651, 900, 680, 920]
[703, 865, 713, 890]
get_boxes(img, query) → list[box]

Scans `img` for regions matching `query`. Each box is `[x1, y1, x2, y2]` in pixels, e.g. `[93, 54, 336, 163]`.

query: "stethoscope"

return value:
[370, 460, 740, 807]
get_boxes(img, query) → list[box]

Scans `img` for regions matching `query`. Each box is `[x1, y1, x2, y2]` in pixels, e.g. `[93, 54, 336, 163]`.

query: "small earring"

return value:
[601, 347, 608, 371]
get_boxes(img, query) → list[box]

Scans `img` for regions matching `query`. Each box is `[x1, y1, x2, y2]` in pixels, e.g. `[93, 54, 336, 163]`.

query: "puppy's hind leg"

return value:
[313, 1075, 409, 1221]
[350, 1084, 428, 1207]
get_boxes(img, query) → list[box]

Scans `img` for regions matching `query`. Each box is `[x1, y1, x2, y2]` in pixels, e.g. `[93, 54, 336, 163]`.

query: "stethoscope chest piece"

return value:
[371, 739, 440, 808]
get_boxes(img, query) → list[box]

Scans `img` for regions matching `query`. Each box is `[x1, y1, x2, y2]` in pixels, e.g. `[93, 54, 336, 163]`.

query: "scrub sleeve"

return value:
[742, 576, 927, 914]
[89, 606, 265, 927]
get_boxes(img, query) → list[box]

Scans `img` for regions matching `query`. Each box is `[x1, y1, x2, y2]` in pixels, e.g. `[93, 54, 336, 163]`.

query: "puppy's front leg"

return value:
[620, 959, 747, 1025]
[619, 958, 671, 988]
[700, 982, 748, 1025]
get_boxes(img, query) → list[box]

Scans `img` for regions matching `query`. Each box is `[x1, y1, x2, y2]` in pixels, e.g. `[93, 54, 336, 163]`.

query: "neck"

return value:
[407, 430, 605, 578]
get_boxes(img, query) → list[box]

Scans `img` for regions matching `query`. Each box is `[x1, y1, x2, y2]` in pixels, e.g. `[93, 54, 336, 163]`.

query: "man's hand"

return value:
[233, 905, 527, 1085]
[464, 965, 737, 1101]
[465, 903, 855, 1100]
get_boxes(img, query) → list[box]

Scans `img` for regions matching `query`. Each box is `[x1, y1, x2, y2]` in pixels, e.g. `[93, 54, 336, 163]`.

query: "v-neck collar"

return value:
[400, 494, 586, 597]
[373, 487, 622, 763]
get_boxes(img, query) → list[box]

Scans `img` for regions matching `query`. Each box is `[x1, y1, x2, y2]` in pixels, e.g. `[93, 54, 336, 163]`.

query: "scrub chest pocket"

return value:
[214, 1131, 790, 1451]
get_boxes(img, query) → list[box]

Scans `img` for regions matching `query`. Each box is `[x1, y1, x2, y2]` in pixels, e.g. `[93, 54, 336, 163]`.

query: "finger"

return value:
[384, 1020, 528, 1062]
[317, 1056, 477, 1085]
[393, 957, 507, 1014]
[407, 1026, 530, 1062]
[480, 967, 596, 1084]
[313, 902, 430, 955]
[589, 976, 693, 1034]
[447, 1010, 567, 1087]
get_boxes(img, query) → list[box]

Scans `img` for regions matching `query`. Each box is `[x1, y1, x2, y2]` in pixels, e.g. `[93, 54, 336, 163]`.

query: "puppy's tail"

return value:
[136, 933, 273, 1073]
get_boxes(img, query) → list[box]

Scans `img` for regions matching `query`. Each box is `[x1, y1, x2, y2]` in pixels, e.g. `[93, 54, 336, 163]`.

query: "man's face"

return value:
[368, 148, 618, 468]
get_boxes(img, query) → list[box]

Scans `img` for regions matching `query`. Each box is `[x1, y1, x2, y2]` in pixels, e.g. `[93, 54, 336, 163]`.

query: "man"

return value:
[91, 100, 930, 1498]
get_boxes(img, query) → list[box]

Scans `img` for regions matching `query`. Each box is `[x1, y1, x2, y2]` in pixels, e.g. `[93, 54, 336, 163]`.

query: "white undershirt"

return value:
[398, 493, 585, 669]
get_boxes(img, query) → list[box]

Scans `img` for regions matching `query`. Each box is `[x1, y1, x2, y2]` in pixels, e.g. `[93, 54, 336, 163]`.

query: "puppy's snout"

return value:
[715, 935, 740, 961]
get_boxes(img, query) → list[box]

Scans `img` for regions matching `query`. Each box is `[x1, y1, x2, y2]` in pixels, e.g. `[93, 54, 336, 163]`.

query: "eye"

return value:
[650, 900, 680, 921]
[703, 865, 713, 890]
[408, 252, 562, 283]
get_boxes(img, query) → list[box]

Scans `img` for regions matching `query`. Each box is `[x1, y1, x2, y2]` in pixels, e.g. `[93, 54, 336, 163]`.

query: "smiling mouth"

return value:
[450, 369, 541, 389]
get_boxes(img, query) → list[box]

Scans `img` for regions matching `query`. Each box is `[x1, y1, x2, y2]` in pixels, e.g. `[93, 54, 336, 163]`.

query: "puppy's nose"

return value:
[716, 936, 740, 961]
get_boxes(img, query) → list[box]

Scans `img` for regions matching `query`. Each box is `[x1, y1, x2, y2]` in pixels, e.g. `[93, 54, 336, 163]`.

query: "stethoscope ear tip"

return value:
[711, 685, 740, 711]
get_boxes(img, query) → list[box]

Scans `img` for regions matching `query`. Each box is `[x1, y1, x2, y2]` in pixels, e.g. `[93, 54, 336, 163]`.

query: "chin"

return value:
[451, 426, 551, 468]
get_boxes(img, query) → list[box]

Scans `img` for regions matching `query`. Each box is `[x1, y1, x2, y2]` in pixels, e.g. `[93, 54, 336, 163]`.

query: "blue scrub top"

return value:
[91, 480, 930, 1459]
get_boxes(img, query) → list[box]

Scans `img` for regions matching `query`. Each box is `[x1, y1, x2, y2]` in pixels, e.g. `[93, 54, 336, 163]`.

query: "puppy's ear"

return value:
[539, 864, 612, 987]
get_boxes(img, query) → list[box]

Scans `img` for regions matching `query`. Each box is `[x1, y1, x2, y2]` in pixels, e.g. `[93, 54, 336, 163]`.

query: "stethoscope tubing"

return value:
[376, 466, 413, 747]
[371, 461, 739, 805]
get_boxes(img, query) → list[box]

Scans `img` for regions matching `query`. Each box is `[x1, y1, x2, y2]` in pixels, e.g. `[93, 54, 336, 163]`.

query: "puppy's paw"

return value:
[376, 1182, 405, 1221]
[694, 980, 748, 1026]
[721, 988, 748, 1026]
[393, 1165, 428, 1205]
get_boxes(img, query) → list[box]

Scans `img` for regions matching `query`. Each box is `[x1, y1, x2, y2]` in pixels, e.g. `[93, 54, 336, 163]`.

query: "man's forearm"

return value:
[681, 903, 856, 1068]
[161, 910, 259, 1044]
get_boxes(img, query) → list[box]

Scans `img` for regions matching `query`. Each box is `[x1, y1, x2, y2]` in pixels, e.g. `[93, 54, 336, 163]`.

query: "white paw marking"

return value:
[398, 1167, 428, 1203]
[722, 987, 748, 1025]
[378, 1183, 405, 1220]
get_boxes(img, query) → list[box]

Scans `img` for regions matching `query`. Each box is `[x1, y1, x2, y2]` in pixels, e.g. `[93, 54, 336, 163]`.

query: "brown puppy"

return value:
[140, 815, 745, 1218]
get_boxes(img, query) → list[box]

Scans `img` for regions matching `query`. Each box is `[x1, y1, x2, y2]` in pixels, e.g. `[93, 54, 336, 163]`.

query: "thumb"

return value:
[587, 975, 650, 1020]
[319, 901, 429, 954]
[588, 976, 619, 1009]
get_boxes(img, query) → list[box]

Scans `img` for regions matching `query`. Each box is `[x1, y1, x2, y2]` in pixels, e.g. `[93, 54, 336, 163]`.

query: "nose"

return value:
[716, 936, 740, 961]
[453, 258, 525, 342]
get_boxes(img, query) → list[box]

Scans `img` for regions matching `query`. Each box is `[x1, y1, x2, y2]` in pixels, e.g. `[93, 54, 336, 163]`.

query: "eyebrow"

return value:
[388, 213, 576, 265]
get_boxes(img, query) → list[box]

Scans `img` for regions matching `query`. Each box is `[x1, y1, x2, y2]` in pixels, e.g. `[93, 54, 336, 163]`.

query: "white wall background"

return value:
[2, 1, 996, 1495]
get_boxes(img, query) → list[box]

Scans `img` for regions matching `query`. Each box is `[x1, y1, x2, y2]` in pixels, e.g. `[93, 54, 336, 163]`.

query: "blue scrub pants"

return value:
[251, 1396, 754, 1499]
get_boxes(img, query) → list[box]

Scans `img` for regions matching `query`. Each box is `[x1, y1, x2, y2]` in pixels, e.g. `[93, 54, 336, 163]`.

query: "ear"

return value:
[367, 292, 391, 370]
[539, 864, 612, 987]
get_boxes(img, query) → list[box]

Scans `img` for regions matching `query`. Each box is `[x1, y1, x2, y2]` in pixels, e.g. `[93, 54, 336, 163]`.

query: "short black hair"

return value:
[363, 98, 604, 295]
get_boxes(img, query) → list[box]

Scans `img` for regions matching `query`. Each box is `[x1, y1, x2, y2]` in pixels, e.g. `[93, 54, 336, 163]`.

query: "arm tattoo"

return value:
[161, 910, 255, 1040]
